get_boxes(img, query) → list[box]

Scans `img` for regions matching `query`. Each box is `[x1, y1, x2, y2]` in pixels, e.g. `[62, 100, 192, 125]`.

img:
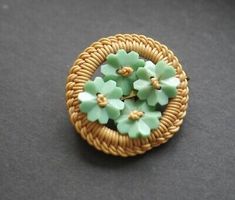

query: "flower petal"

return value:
[136, 67, 151, 80]
[137, 86, 153, 100]
[116, 49, 128, 66]
[116, 78, 132, 95]
[157, 90, 169, 105]
[100, 80, 116, 95]
[128, 122, 140, 138]
[107, 54, 120, 67]
[108, 99, 125, 110]
[117, 120, 133, 134]
[161, 85, 178, 98]
[105, 87, 123, 99]
[144, 61, 157, 77]
[101, 64, 118, 76]
[78, 92, 96, 102]
[93, 77, 105, 93]
[132, 59, 145, 70]
[87, 106, 101, 122]
[142, 112, 161, 129]
[156, 61, 176, 80]
[128, 120, 150, 138]
[105, 105, 121, 120]
[134, 79, 151, 90]
[160, 77, 180, 87]
[98, 109, 109, 124]
[79, 100, 97, 113]
[137, 120, 151, 137]
[84, 81, 97, 95]
[147, 90, 158, 106]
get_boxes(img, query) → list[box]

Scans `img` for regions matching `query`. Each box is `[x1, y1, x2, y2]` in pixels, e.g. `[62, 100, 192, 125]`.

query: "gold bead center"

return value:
[96, 94, 108, 107]
[151, 77, 161, 89]
[128, 110, 144, 120]
[117, 66, 133, 77]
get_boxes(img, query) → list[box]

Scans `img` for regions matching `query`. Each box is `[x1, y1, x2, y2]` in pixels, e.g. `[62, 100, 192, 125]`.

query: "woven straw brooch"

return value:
[66, 34, 189, 157]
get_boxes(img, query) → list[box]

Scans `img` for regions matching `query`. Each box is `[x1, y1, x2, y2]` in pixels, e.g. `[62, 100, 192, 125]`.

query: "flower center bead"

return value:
[150, 77, 161, 89]
[117, 66, 133, 77]
[96, 94, 108, 107]
[128, 110, 144, 120]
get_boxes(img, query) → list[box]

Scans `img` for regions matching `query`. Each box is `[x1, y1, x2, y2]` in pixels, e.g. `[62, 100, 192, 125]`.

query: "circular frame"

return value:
[66, 34, 189, 157]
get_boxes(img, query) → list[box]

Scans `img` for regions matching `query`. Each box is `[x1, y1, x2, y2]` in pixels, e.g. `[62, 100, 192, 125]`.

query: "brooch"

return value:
[66, 34, 189, 157]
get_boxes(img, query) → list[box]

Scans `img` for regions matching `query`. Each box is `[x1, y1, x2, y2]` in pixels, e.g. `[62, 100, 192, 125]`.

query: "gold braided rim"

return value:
[66, 34, 189, 157]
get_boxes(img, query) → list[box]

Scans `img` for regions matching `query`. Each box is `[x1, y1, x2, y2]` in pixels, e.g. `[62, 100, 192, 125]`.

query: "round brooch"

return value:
[66, 34, 189, 157]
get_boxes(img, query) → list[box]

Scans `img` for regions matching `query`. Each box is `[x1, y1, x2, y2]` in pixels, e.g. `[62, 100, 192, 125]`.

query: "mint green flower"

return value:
[115, 100, 161, 138]
[78, 77, 124, 124]
[134, 60, 180, 106]
[101, 49, 145, 96]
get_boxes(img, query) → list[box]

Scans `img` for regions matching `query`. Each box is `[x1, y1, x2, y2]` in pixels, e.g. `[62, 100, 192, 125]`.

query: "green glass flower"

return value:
[78, 77, 125, 124]
[133, 60, 180, 106]
[115, 100, 161, 138]
[101, 49, 145, 96]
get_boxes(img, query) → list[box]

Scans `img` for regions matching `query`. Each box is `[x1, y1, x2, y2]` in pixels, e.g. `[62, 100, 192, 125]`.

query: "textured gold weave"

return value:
[66, 34, 189, 157]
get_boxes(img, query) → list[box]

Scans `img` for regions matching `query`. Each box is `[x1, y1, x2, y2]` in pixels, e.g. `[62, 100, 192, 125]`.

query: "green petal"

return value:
[147, 90, 158, 106]
[79, 100, 97, 113]
[116, 78, 132, 95]
[133, 79, 151, 90]
[126, 51, 144, 70]
[137, 86, 153, 100]
[93, 77, 105, 93]
[78, 92, 96, 102]
[105, 87, 123, 99]
[115, 114, 129, 123]
[105, 105, 121, 120]
[136, 68, 150, 80]
[101, 64, 118, 76]
[128, 122, 140, 138]
[98, 109, 109, 124]
[137, 120, 151, 137]
[139, 101, 155, 112]
[103, 74, 119, 81]
[157, 90, 169, 106]
[84, 81, 97, 95]
[142, 112, 161, 129]
[144, 61, 157, 77]
[128, 121, 151, 138]
[160, 77, 180, 87]
[108, 99, 124, 110]
[117, 120, 133, 134]
[161, 85, 177, 98]
[87, 106, 101, 122]
[156, 60, 176, 80]
[100, 80, 116, 95]
[107, 54, 120, 67]
[116, 50, 128, 66]
[132, 59, 145, 69]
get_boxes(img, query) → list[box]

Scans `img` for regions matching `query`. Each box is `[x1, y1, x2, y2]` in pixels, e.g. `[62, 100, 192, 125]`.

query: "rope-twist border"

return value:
[66, 34, 189, 157]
